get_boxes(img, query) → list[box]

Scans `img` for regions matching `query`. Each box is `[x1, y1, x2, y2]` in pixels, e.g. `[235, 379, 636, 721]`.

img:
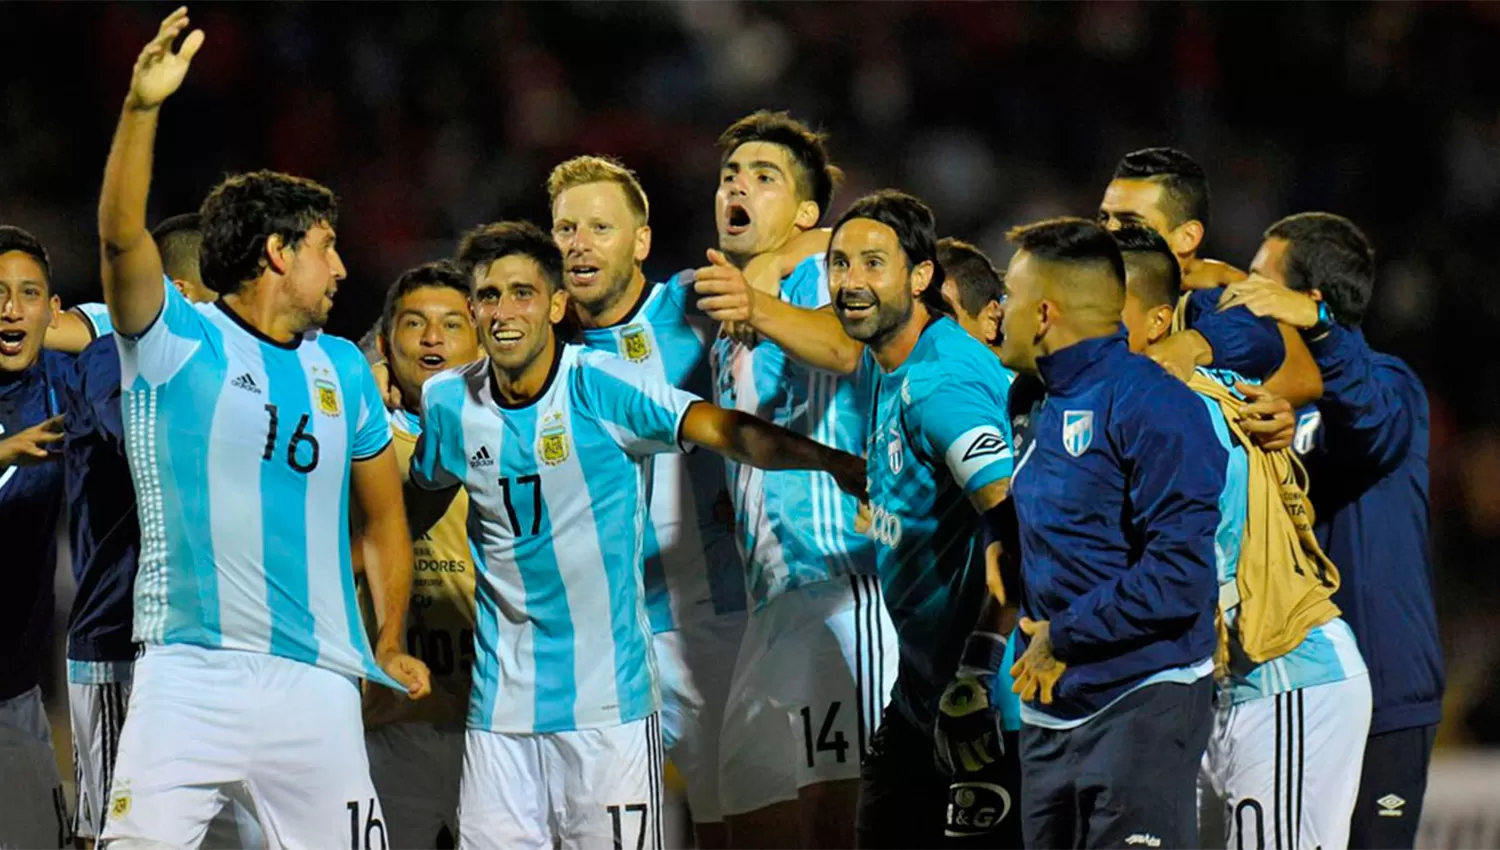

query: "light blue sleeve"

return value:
[116, 278, 210, 388]
[71, 302, 114, 338]
[578, 353, 701, 457]
[910, 372, 1015, 496]
[348, 360, 393, 461]
[410, 377, 464, 491]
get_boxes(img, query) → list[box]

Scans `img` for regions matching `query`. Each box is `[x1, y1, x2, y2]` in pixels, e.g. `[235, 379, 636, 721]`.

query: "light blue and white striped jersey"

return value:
[709, 253, 875, 608]
[73, 302, 114, 339]
[410, 345, 700, 734]
[1193, 369, 1367, 706]
[577, 276, 745, 632]
[116, 283, 397, 688]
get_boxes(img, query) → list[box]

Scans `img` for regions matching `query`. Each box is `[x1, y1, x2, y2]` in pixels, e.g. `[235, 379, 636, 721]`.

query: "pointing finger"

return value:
[179, 29, 206, 62]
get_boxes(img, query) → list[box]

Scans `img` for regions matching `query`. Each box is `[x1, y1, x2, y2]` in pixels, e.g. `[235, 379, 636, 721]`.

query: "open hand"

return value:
[127, 7, 205, 111]
[0, 415, 65, 468]
[1010, 617, 1067, 705]
[1217, 276, 1320, 330]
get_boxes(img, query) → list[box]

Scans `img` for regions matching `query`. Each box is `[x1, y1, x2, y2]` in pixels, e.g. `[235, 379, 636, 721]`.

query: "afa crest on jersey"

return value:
[315, 379, 341, 417]
[538, 412, 571, 466]
[621, 325, 652, 363]
[1062, 410, 1094, 457]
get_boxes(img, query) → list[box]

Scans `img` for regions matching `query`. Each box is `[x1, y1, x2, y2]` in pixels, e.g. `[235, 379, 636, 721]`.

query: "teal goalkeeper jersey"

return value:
[859, 317, 1017, 732]
[117, 283, 397, 687]
[577, 277, 745, 631]
[410, 345, 700, 733]
[710, 253, 875, 608]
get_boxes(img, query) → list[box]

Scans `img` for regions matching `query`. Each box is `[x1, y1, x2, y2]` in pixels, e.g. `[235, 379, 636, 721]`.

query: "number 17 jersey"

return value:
[117, 283, 397, 687]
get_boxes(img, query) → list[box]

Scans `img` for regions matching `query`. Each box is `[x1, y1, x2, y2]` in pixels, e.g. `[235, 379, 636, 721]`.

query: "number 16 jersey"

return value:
[117, 283, 397, 687]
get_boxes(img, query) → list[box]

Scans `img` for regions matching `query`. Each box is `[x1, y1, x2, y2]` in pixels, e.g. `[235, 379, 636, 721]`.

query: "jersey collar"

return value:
[1036, 329, 1128, 394]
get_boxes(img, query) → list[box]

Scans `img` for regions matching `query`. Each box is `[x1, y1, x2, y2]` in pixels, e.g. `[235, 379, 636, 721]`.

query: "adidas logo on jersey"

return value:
[231, 373, 262, 394]
[470, 446, 494, 468]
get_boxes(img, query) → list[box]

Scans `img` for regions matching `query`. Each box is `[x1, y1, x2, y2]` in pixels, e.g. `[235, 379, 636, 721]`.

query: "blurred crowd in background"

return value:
[5, 1, 1498, 749]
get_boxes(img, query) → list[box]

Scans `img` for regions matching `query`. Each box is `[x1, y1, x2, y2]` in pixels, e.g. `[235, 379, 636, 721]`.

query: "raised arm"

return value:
[99, 8, 203, 337]
[678, 401, 866, 501]
[691, 249, 864, 375]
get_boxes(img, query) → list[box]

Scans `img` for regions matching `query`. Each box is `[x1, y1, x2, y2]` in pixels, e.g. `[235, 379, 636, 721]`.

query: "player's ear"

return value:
[1169, 220, 1204, 259]
[265, 234, 290, 275]
[979, 300, 1002, 346]
[1148, 305, 1174, 346]
[375, 331, 390, 363]
[633, 224, 651, 265]
[46, 294, 61, 328]
[793, 200, 821, 232]
[547, 286, 569, 324]
[910, 260, 935, 298]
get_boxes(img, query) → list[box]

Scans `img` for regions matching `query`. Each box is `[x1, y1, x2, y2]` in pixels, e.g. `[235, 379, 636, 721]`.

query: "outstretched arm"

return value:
[99, 8, 203, 338]
[678, 401, 866, 501]
[691, 249, 864, 375]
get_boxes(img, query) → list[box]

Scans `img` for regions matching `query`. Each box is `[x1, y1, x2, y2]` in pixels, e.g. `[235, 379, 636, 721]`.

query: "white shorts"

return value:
[459, 714, 665, 850]
[69, 679, 132, 841]
[718, 574, 897, 817]
[367, 722, 465, 849]
[653, 610, 745, 824]
[102, 644, 383, 850]
[1198, 674, 1372, 850]
[0, 686, 69, 849]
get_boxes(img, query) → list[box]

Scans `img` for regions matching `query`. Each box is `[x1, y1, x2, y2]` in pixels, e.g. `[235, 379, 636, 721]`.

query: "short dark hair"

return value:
[455, 221, 563, 292]
[1264, 212, 1375, 328]
[0, 226, 52, 284]
[381, 260, 470, 342]
[1112, 147, 1211, 230]
[151, 213, 207, 291]
[199, 171, 338, 295]
[1006, 217, 1126, 289]
[937, 237, 1004, 317]
[831, 190, 948, 316]
[719, 111, 843, 221]
[1112, 224, 1182, 309]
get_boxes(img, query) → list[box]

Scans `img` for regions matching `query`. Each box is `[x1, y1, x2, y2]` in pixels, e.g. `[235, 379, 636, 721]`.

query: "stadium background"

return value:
[5, 2, 1499, 843]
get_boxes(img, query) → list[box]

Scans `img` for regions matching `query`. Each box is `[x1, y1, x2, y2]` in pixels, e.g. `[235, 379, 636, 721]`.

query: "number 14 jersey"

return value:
[117, 283, 397, 687]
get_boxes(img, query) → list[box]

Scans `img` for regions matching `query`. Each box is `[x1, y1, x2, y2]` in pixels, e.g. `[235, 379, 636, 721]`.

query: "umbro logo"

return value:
[962, 432, 1008, 462]
[1376, 794, 1406, 817]
[231, 373, 262, 394]
[470, 446, 494, 468]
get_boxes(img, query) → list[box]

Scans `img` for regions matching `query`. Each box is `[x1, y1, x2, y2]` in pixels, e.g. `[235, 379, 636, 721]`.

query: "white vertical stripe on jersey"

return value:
[541, 396, 623, 726]
[210, 341, 271, 652]
[460, 397, 536, 732]
[129, 387, 169, 643]
[297, 343, 352, 668]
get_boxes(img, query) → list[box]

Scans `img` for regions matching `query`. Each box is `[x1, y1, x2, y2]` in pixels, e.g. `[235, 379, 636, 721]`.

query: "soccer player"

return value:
[1097, 146, 1323, 406]
[405, 221, 866, 850]
[361, 261, 482, 850]
[1218, 213, 1443, 849]
[61, 213, 262, 850]
[692, 111, 898, 848]
[998, 218, 1222, 849]
[547, 155, 746, 848]
[808, 191, 1020, 848]
[936, 237, 1005, 356]
[1117, 225, 1372, 850]
[0, 225, 72, 850]
[96, 10, 430, 847]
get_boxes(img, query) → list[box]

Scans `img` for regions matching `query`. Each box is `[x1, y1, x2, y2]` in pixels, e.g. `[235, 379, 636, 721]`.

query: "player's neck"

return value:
[490, 337, 560, 406]
[870, 305, 931, 373]
[578, 268, 649, 329]
[222, 285, 305, 344]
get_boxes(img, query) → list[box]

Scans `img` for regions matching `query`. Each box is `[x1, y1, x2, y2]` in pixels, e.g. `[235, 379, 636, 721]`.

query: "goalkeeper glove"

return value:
[934, 631, 1007, 776]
